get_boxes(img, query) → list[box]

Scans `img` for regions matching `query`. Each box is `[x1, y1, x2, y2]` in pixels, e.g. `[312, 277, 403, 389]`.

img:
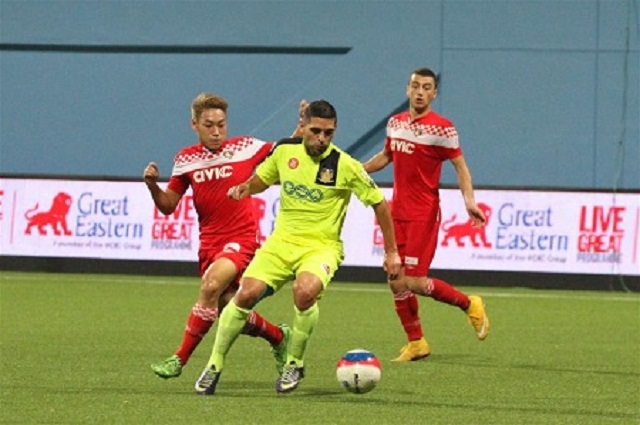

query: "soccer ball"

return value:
[336, 349, 381, 394]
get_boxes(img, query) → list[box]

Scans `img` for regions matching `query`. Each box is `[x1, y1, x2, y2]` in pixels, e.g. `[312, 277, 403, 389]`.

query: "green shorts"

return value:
[243, 233, 343, 296]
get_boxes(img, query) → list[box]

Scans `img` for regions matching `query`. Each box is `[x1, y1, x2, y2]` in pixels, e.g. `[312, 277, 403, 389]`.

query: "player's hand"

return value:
[383, 250, 402, 280]
[143, 162, 159, 186]
[467, 204, 487, 227]
[227, 183, 250, 201]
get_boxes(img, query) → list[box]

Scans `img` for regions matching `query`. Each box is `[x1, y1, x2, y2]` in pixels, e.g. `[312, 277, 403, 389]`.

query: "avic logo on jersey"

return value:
[193, 165, 233, 183]
[390, 139, 415, 154]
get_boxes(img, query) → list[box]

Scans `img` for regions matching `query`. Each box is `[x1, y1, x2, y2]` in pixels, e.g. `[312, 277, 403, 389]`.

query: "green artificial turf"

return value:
[1, 271, 638, 424]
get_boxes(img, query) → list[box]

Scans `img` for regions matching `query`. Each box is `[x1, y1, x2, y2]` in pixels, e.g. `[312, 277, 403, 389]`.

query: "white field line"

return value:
[331, 287, 640, 303]
[1, 273, 639, 303]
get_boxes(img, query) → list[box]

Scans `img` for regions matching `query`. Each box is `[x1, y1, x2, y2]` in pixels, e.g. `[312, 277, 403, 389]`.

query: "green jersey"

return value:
[256, 138, 384, 250]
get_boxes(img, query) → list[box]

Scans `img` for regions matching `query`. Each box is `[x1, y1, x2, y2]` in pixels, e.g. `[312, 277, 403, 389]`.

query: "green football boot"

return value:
[151, 354, 183, 379]
[271, 324, 292, 374]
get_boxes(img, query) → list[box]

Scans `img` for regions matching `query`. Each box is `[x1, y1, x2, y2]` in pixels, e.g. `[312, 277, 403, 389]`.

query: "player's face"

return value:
[192, 108, 228, 151]
[406, 74, 437, 115]
[302, 117, 336, 157]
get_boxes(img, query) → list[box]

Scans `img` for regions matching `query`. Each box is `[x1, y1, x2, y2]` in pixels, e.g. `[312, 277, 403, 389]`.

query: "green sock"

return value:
[287, 303, 319, 366]
[207, 300, 250, 370]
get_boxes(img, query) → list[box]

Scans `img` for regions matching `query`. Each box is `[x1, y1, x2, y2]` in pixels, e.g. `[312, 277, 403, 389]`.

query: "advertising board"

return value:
[1, 178, 637, 276]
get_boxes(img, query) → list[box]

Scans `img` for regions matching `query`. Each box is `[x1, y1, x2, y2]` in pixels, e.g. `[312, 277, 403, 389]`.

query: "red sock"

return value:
[426, 277, 470, 310]
[175, 304, 217, 365]
[242, 311, 283, 347]
[394, 291, 423, 341]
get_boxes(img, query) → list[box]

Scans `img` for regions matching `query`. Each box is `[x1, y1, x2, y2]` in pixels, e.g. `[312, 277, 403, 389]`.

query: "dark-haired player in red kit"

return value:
[364, 68, 490, 361]
[144, 93, 305, 378]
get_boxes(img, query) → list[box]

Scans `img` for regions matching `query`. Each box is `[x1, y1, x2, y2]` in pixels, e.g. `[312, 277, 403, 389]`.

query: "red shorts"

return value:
[197, 237, 260, 291]
[394, 208, 440, 277]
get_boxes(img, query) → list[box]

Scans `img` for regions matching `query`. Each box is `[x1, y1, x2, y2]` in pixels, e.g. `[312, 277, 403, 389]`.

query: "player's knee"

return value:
[292, 282, 320, 310]
[388, 277, 409, 294]
[234, 279, 265, 309]
[293, 294, 317, 311]
[407, 276, 429, 295]
[234, 292, 257, 309]
[200, 277, 225, 300]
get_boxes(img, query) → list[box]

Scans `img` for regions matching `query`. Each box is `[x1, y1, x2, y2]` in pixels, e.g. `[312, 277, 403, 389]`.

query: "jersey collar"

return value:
[308, 142, 336, 161]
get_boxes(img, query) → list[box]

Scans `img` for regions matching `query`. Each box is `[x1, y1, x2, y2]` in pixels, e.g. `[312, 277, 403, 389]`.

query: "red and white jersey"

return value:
[385, 111, 462, 221]
[167, 136, 272, 249]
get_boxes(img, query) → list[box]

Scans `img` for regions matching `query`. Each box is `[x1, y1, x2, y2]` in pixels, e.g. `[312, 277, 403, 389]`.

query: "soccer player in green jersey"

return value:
[194, 99, 402, 395]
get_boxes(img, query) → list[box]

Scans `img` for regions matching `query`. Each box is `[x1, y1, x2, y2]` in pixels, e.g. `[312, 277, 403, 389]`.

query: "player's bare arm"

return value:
[450, 155, 486, 226]
[227, 174, 270, 201]
[372, 200, 402, 279]
[143, 162, 182, 215]
[363, 149, 392, 174]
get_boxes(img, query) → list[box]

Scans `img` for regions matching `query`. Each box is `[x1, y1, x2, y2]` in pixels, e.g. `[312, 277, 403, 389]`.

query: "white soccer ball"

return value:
[336, 349, 382, 394]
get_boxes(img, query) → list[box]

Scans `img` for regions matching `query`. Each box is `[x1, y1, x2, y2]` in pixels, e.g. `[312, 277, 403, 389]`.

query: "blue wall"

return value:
[1, 0, 638, 190]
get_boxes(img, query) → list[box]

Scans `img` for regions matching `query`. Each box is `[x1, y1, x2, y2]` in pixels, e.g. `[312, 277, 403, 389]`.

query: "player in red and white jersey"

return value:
[143, 93, 305, 379]
[365, 68, 491, 362]
[169, 135, 271, 244]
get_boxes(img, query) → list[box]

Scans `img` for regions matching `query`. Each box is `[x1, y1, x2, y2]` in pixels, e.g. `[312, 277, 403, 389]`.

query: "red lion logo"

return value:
[24, 192, 73, 236]
[441, 202, 492, 248]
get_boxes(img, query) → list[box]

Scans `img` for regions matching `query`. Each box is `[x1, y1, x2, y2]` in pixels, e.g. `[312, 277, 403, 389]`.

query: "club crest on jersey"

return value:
[322, 263, 331, 275]
[288, 158, 299, 169]
[318, 168, 335, 184]
[223, 150, 234, 159]
[315, 149, 340, 187]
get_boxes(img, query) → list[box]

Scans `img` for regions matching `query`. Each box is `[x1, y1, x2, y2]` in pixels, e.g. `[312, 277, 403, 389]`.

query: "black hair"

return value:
[303, 99, 337, 125]
[411, 68, 439, 88]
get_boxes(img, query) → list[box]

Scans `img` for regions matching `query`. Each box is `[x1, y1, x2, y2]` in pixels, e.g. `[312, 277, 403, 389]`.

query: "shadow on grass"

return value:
[223, 385, 639, 422]
[8, 381, 637, 421]
[430, 353, 640, 377]
[284, 387, 638, 422]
